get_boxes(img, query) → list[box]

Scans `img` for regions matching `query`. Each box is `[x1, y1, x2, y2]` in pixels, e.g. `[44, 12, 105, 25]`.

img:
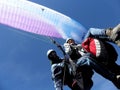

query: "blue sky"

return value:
[0, 0, 120, 90]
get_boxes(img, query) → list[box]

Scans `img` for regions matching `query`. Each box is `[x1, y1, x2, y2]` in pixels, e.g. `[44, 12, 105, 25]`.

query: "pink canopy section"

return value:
[0, 0, 62, 38]
[0, 0, 87, 42]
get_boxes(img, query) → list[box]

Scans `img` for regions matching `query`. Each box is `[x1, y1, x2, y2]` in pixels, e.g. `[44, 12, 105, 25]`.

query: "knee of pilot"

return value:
[89, 28, 96, 34]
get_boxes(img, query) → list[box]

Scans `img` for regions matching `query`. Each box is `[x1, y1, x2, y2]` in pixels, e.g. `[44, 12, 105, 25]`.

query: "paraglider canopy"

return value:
[0, 0, 87, 42]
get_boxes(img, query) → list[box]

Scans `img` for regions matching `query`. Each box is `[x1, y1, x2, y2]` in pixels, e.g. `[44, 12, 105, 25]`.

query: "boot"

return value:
[106, 24, 120, 47]
[115, 40, 120, 47]
[112, 75, 120, 89]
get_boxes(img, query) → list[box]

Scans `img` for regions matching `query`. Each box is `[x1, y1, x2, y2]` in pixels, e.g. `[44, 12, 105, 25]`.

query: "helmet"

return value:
[66, 38, 73, 43]
[47, 49, 57, 60]
[47, 49, 55, 56]
[66, 38, 75, 45]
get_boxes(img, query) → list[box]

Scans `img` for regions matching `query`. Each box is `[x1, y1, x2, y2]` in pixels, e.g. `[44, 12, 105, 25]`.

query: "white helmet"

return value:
[66, 38, 74, 43]
[47, 49, 58, 60]
[47, 49, 55, 56]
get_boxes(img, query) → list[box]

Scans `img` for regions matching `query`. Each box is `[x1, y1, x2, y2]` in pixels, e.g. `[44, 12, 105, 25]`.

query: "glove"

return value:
[70, 44, 82, 50]
[77, 44, 82, 50]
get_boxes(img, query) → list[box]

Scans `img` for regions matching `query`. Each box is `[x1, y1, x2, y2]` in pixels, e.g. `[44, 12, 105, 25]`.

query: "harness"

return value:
[49, 37, 84, 90]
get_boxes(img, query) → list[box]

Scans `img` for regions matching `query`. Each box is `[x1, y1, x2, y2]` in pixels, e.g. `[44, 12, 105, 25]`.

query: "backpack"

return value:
[81, 37, 118, 63]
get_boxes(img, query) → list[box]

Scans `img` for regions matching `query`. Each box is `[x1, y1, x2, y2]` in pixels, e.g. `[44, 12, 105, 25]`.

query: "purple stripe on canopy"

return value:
[0, 1, 62, 38]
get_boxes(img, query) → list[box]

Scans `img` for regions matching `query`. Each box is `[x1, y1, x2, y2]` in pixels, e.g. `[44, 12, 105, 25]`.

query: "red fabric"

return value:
[82, 37, 96, 56]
